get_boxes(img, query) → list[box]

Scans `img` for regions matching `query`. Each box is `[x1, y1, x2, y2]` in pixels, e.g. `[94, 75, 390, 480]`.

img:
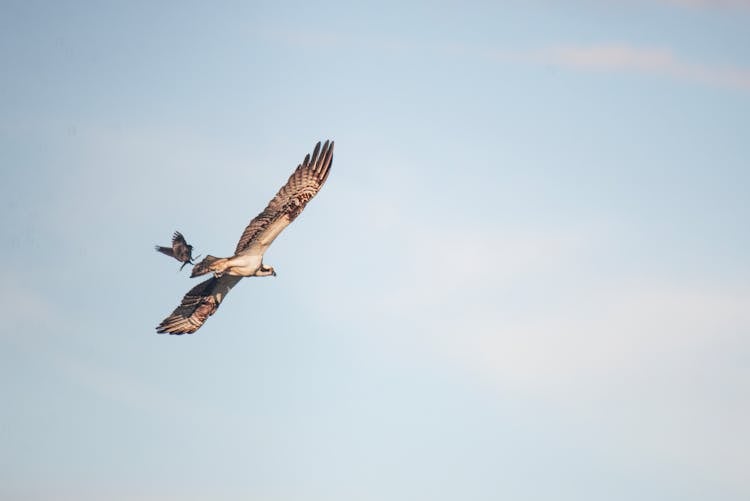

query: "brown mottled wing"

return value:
[171, 231, 192, 262]
[156, 275, 242, 335]
[234, 140, 334, 256]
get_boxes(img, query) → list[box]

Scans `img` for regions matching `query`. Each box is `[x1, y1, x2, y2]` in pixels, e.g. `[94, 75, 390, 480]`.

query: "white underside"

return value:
[225, 253, 263, 277]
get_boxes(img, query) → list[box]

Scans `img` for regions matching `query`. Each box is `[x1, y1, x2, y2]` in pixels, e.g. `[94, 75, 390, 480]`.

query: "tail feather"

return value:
[155, 245, 174, 257]
[191, 255, 227, 277]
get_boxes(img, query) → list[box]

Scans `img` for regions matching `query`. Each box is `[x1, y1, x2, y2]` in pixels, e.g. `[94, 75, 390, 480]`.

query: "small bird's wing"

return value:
[171, 231, 193, 263]
[156, 275, 242, 334]
[234, 140, 334, 256]
[172, 231, 188, 248]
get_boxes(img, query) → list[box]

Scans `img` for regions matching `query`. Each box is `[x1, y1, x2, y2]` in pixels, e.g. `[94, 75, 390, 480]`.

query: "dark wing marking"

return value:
[234, 140, 334, 256]
[156, 275, 242, 335]
[171, 231, 193, 263]
[172, 231, 188, 248]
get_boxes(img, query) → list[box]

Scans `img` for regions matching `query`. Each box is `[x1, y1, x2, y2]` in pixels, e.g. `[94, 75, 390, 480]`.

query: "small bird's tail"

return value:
[155, 245, 174, 258]
[191, 255, 228, 277]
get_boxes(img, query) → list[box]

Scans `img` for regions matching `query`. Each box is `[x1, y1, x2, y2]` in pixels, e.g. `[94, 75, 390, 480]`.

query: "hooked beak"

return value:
[272, 270, 277, 276]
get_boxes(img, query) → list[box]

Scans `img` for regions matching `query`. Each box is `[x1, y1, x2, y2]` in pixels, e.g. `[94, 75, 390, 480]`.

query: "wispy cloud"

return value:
[266, 27, 750, 92]
[660, 0, 750, 9]
[448, 279, 750, 491]
[514, 44, 750, 91]
[375, 228, 584, 313]
[309, 204, 750, 493]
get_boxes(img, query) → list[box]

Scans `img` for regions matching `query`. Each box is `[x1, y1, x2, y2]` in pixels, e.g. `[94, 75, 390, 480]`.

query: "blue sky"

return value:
[1, 1, 749, 500]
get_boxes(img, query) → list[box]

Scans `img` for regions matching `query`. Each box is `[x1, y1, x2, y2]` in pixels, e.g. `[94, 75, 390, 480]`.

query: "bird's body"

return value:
[190, 253, 272, 278]
[156, 140, 334, 335]
[216, 254, 263, 277]
[155, 231, 198, 270]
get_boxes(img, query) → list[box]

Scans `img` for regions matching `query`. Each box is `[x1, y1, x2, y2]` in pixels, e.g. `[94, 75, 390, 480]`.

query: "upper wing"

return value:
[171, 231, 192, 262]
[172, 231, 188, 247]
[156, 275, 242, 335]
[234, 140, 334, 256]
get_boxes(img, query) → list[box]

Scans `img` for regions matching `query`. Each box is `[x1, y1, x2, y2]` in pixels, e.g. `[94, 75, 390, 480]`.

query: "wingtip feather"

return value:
[309, 141, 322, 167]
[316, 139, 334, 180]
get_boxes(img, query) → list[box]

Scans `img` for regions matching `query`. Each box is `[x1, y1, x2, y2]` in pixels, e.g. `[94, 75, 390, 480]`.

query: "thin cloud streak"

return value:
[266, 28, 750, 92]
[520, 44, 750, 91]
[660, 0, 750, 9]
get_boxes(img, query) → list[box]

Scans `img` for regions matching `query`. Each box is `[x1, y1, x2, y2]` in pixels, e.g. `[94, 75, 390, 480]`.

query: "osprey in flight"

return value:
[155, 231, 198, 271]
[156, 140, 334, 335]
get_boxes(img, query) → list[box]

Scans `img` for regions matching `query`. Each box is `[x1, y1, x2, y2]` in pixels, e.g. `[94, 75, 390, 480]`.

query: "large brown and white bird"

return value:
[155, 231, 198, 271]
[156, 140, 334, 335]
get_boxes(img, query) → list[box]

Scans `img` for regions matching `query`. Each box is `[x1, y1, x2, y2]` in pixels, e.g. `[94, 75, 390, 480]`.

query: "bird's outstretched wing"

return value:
[234, 140, 334, 256]
[156, 275, 242, 334]
[171, 231, 193, 263]
[172, 231, 188, 247]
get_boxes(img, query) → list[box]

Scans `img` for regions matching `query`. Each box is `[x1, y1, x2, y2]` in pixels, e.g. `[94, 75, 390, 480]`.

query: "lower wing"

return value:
[156, 275, 242, 334]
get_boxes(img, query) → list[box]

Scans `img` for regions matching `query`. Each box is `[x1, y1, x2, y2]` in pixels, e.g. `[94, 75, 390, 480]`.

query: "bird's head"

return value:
[258, 265, 276, 277]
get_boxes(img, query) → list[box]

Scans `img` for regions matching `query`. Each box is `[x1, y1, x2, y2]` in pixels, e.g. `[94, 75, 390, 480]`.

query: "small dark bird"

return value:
[155, 231, 199, 270]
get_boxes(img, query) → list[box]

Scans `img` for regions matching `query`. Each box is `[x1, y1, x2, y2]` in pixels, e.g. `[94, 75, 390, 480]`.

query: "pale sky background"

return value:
[2, 1, 749, 500]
